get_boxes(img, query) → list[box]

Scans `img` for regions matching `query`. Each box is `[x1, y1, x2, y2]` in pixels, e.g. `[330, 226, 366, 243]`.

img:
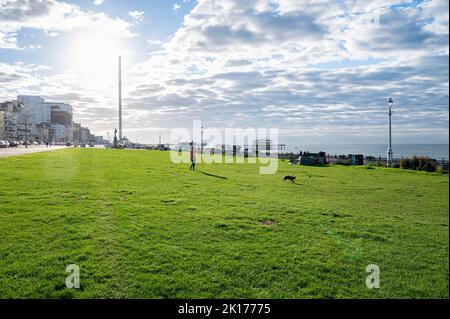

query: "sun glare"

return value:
[66, 33, 126, 88]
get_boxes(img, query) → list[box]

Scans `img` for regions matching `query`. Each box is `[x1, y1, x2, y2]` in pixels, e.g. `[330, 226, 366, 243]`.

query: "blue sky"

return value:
[0, 0, 448, 144]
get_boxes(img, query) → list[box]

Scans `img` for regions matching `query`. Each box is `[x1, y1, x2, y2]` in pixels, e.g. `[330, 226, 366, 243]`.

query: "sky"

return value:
[0, 0, 448, 144]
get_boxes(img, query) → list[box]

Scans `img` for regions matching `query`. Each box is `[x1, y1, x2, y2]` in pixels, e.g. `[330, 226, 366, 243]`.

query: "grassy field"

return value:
[0, 148, 448, 298]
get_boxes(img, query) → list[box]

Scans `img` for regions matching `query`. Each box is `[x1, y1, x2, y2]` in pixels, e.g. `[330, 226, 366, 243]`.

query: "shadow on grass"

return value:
[197, 171, 228, 180]
[282, 181, 303, 186]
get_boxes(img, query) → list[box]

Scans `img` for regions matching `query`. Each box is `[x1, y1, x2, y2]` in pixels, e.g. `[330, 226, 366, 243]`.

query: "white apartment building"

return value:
[17, 95, 50, 135]
[18, 95, 73, 142]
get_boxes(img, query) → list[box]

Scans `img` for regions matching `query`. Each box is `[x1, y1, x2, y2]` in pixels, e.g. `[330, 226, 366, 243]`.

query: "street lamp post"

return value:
[386, 97, 394, 167]
[201, 126, 204, 155]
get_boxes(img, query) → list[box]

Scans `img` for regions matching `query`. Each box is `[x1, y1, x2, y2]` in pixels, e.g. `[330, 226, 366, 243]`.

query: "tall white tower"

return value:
[118, 56, 123, 141]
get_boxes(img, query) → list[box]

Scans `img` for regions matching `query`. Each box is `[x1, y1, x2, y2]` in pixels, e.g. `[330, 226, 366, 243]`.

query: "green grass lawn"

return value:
[0, 148, 448, 298]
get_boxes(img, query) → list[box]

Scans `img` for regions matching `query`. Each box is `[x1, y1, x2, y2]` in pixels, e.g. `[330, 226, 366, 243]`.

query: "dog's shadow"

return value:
[285, 181, 303, 186]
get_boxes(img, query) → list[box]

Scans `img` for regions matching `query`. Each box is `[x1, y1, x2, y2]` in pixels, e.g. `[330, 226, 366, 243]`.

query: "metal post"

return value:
[201, 126, 204, 155]
[386, 98, 393, 167]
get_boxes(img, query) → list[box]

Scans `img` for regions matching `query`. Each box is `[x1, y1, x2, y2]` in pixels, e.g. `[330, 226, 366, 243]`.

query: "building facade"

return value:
[0, 101, 31, 141]
[93, 135, 108, 145]
[35, 123, 52, 143]
[50, 102, 73, 142]
[17, 95, 50, 136]
[51, 124, 73, 142]
[18, 96, 74, 143]
[0, 111, 4, 140]
[73, 122, 91, 144]
[1, 96, 96, 144]
[50, 103, 72, 125]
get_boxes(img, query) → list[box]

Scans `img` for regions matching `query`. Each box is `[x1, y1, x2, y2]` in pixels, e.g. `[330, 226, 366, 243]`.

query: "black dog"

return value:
[283, 175, 296, 183]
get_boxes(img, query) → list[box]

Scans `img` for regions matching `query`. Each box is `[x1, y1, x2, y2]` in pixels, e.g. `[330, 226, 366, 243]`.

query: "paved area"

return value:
[0, 145, 68, 158]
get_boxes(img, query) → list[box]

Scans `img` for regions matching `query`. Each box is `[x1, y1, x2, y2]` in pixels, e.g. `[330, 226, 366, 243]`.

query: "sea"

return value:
[283, 144, 449, 160]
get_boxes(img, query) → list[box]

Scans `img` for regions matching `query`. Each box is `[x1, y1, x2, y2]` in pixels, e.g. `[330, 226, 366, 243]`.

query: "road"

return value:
[0, 145, 68, 158]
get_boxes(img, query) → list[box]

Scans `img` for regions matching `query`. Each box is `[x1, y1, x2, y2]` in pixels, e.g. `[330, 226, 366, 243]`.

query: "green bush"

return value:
[401, 156, 437, 172]
[417, 156, 436, 172]
[411, 156, 419, 170]
[400, 158, 411, 169]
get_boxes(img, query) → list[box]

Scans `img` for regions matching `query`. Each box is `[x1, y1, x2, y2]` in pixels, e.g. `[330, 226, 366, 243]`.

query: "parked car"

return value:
[9, 141, 19, 147]
[66, 141, 73, 146]
[0, 140, 9, 148]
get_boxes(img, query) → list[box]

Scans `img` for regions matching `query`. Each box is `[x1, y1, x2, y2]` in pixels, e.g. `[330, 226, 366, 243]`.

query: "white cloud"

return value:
[173, 4, 181, 12]
[129, 10, 144, 23]
[419, 0, 449, 35]
[0, 0, 135, 49]
[0, 62, 48, 98]
[93, 0, 104, 5]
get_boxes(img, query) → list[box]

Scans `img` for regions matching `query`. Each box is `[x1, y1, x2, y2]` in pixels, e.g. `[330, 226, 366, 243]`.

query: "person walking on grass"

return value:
[190, 142, 196, 171]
